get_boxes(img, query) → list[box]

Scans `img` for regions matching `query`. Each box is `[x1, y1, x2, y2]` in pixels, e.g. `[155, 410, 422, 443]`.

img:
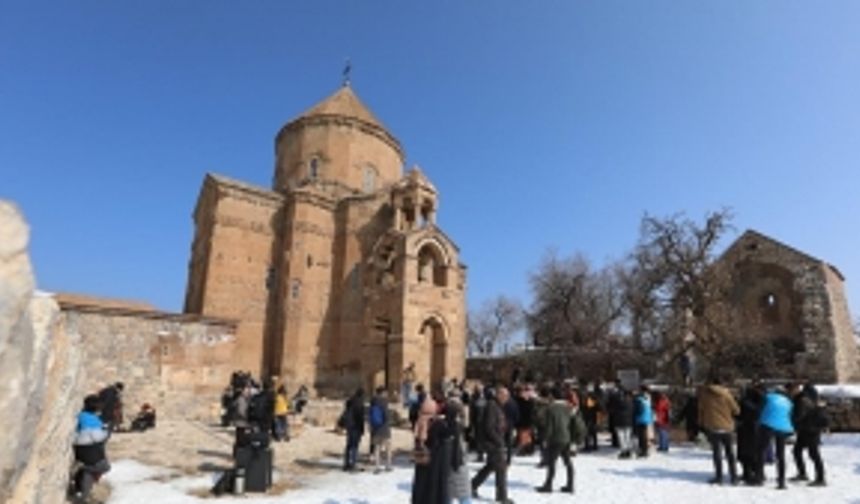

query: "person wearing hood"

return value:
[72, 394, 111, 501]
[471, 385, 513, 504]
[791, 382, 827, 486]
[755, 385, 794, 489]
[698, 373, 740, 485]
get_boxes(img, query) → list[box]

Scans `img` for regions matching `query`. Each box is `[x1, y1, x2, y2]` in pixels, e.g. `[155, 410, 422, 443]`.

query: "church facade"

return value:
[183, 85, 467, 395]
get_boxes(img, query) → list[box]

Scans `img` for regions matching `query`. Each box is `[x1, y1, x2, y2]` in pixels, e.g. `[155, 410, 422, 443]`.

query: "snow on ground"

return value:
[816, 384, 860, 399]
[106, 434, 860, 504]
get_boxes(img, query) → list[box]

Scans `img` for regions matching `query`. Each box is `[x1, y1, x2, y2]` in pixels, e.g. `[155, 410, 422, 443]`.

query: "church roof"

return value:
[296, 86, 386, 131]
[724, 229, 845, 281]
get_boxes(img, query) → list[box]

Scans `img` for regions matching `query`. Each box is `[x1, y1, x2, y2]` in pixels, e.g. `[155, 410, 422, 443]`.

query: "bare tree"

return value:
[467, 296, 524, 356]
[626, 209, 738, 373]
[526, 251, 625, 350]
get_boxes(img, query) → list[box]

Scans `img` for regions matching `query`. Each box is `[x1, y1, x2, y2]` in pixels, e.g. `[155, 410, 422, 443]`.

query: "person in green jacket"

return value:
[535, 386, 574, 494]
[533, 385, 551, 468]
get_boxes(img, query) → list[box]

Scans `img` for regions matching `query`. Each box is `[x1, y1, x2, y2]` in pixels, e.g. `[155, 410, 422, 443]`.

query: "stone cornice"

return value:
[59, 301, 239, 328]
[276, 115, 405, 162]
[206, 173, 285, 206]
[292, 190, 338, 211]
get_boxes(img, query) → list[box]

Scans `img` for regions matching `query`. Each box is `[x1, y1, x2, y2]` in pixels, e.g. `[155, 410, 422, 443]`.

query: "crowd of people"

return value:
[388, 369, 831, 504]
[71, 367, 831, 503]
[698, 374, 829, 488]
[220, 370, 310, 443]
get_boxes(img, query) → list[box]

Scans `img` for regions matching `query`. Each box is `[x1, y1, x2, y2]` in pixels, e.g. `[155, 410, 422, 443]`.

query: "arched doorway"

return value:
[421, 317, 447, 390]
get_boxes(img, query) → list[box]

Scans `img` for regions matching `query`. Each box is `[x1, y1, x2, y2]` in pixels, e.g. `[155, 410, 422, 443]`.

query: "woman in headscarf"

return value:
[412, 393, 452, 504]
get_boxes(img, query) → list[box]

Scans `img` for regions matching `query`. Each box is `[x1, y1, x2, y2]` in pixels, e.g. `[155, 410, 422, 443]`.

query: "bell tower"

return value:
[392, 167, 437, 231]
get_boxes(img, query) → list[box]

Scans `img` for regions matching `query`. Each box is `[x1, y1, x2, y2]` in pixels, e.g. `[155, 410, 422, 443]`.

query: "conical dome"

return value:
[273, 85, 404, 193]
[297, 86, 386, 130]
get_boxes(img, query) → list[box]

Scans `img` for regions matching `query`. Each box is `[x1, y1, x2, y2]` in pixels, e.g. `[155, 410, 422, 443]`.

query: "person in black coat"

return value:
[412, 410, 452, 504]
[514, 388, 535, 455]
[611, 389, 635, 459]
[503, 392, 520, 465]
[468, 385, 487, 460]
[678, 392, 700, 442]
[471, 386, 513, 504]
[606, 383, 622, 448]
[737, 385, 764, 484]
[791, 383, 827, 486]
[97, 382, 124, 431]
[342, 388, 366, 471]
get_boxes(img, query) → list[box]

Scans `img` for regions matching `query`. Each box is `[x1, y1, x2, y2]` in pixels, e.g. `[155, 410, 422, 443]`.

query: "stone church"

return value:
[183, 85, 467, 395]
[711, 230, 859, 382]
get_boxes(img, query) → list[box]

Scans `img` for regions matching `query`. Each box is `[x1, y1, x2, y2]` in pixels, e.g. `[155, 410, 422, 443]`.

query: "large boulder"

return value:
[0, 201, 85, 503]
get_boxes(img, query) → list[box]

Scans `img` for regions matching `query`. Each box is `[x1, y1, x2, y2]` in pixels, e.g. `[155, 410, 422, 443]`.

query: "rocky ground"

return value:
[105, 416, 416, 493]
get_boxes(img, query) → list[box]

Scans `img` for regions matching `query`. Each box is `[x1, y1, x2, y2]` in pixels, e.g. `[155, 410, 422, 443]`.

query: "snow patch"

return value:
[106, 435, 860, 503]
[816, 384, 860, 399]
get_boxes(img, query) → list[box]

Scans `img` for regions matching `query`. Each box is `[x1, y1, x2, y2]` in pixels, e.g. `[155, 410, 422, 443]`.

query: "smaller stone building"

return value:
[712, 230, 859, 382]
[57, 294, 238, 419]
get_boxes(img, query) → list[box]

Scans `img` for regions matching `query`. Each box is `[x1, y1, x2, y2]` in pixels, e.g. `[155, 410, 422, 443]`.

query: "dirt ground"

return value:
[106, 416, 416, 490]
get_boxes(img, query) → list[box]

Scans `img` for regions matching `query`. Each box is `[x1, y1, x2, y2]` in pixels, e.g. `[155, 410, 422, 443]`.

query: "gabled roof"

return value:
[296, 86, 386, 130]
[725, 229, 845, 281]
[206, 173, 284, 202]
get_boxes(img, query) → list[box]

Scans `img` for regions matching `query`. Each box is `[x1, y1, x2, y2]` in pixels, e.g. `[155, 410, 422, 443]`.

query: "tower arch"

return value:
[420, 314, 450, 390]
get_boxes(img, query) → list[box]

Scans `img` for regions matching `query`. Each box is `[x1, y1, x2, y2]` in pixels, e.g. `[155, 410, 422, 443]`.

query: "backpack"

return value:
[569, 410, 587, 446]
[247, 393, 267, 423]
[370, 403, 385, 429]
[811, 404, 829, 430]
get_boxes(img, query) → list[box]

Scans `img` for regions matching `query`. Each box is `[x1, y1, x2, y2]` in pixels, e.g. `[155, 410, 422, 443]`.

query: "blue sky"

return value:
[2, 2, 860, 319]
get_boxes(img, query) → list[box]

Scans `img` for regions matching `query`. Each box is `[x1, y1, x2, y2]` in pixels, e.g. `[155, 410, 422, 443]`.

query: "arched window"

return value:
[417, 243, 447, 287]
[760, 292, 779, 324]
[363, 165, 377, 193]
[309, 157, 320, 180]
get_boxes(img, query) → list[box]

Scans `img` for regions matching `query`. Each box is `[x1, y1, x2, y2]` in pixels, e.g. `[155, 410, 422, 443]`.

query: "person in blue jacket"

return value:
[755, 385, 794, 489]
[633, 386, 654, 458]
[72, 394, 111, 502]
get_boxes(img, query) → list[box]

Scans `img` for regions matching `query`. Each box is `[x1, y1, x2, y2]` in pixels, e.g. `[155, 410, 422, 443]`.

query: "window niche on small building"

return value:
[265, 267, 276, 290]
[417, 244, 447, 287]
[363, 165, 377, 193]
[308, 157, 320, 180]
[760, 292, 780, 324]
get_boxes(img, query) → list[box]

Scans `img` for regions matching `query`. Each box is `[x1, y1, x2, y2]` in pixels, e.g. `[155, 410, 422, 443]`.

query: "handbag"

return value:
[412, 443, 431, 465]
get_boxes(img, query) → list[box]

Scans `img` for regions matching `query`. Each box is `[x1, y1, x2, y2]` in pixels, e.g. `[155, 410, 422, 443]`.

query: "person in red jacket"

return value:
[653, 392, 672, 452]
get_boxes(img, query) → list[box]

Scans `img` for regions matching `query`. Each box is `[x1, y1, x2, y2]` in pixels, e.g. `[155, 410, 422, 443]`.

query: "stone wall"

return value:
[822, 265, 860, 381]
[0, 201, 87, 504]
[467, 347, 658, 385]
[712, 230, 859, 383]
[59, 303, 238, 422]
